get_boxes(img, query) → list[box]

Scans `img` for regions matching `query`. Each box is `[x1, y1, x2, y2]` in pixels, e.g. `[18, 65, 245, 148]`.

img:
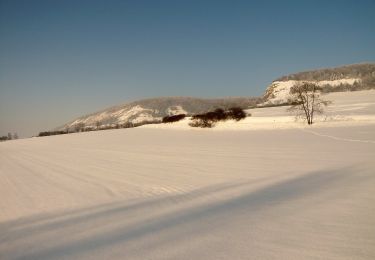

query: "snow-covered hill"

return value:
[58, 97, 259, 131]
[264, 78, 361, 105]
[57, 63, 375, 132]
[143, 90, 375, 130]
[263, 63, 375, 105]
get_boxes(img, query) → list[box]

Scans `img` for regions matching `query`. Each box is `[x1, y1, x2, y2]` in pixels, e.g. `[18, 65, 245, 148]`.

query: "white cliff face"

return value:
[263, 78, 361, 105]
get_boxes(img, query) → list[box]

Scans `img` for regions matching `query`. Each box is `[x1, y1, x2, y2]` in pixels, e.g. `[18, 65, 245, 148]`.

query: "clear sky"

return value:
[1, 0, 374, 137]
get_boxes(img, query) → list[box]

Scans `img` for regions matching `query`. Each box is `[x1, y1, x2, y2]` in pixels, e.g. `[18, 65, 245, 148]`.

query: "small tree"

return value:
[74, 122, 85, 132]
[7, 133, 12, 140]
[288, 82, 331, 125]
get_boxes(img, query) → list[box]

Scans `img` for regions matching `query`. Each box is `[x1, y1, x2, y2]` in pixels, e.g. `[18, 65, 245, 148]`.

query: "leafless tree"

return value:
[75, 122, 85, 132]
[288, 82, 331, 125]
[95, 120, 102, 129]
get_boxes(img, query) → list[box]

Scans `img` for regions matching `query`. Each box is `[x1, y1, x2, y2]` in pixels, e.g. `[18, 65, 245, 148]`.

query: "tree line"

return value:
[0, 133, 18, 141]
[37, 120, 161, 137]
[162, 107, 248, 128]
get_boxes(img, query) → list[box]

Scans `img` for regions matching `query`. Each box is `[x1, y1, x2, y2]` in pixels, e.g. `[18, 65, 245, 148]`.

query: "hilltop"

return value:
[263, 63, 375, 104]
[57, 63, 375, 131]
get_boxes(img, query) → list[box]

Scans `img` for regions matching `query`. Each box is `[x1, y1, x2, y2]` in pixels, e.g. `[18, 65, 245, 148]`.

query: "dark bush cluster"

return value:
[0, 136, 9, 141]
[226, 107, 247, 121]
[132, 119, 161, 127]
[0, 132, 18, 141]
[162, 114, 186, 123]
[37, 119, 163, 137]
[38, 130, 69, 137]
[189, 107, 248, 128]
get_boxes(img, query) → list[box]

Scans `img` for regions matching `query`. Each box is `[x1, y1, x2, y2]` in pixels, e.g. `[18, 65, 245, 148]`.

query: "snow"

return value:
[68, 105, 158, 128]
[166, 105, 187, 116]
[144, 90, 375, 130]
[265, 78, 361, 104]
[130, 113, 160, 124]
[1, 90, 375, 259]
[117, 105, 152, 122]
[73, 111, 110, 126]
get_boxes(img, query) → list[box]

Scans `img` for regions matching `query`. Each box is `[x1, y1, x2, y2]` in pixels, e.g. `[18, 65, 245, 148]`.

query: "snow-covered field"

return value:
[1, 91, 375, 259]
[144, 90, 375, 130]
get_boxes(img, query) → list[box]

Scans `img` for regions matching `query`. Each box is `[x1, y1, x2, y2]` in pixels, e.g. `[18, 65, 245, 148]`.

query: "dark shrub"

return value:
[132, 119, 162, 128]
[190, 107, 247, 128]
[188, 118, 215, 128]
[38, 130, 68, 137]
[162, 114, 186, 123]
[226, 107, 247, 121]
[192, 108, 225, 122]
[0, 136, 9, 141]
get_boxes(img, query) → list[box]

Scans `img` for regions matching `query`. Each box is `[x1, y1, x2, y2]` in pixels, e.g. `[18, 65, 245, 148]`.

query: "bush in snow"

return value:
[189, 107, 247, 128]
[226, 107, 247, 121]
[162, 114, 186, 123]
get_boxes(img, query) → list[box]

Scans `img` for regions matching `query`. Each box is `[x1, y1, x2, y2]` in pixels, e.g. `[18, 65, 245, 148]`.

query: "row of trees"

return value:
[189, 107, 247, 128]
[162, 114, 186, 123]
[38, 120, 161, 137]
[276, 63, 375, 83]
[162, 107, 248, 128]
[0, 133, 18, 141]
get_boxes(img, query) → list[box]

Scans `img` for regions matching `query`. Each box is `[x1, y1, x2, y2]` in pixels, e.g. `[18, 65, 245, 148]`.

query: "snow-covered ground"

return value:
[144, 90, 375, 130]
[1, 90, 375, 259]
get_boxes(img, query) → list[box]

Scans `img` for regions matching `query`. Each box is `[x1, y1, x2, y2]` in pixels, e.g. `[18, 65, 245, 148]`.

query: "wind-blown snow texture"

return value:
[1, 91, 375, 260]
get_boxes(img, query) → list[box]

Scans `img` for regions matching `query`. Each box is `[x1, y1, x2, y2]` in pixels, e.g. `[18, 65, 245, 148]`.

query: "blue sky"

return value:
[1, 0, 375, 137]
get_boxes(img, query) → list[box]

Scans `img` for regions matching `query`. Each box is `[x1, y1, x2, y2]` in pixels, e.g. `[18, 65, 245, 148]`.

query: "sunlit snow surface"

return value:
[144, 90, 375, 130]
[1, 90, 374, 260]
[264, 78, 361, 104]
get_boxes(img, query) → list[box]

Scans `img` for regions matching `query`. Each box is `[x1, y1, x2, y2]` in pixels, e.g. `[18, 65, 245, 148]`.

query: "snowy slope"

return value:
[58, 97, 259, 131]
[264, 78, 361, 105]
[263, 63, 375, 105]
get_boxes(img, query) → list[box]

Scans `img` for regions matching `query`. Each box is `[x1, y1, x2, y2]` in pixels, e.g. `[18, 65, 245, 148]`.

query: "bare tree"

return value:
[288, 82, 331, 125]
[7, 133, 12, 140]
[74, 122, 85, 132]
[95, 120, 102, 129]
[13, 133, 18, 139]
